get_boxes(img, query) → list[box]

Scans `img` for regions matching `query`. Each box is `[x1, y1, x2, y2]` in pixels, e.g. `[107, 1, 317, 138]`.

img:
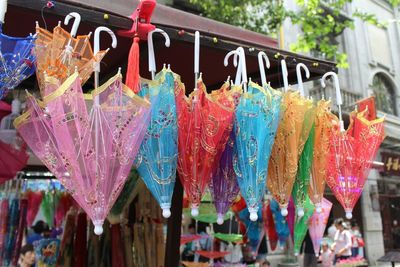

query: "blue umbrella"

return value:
[233, 82, 281, 221]
[270, 199, 290, 248]
[239, 204, 264, 254]
[0, 22, 35, 99]
[135, 68, 178, 218]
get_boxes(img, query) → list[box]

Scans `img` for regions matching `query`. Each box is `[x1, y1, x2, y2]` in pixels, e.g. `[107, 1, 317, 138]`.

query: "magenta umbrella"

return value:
[308, 198, 332, 256]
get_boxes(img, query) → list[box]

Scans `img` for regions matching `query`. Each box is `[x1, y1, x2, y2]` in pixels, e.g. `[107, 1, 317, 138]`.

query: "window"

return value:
[372, 73, 397, 115]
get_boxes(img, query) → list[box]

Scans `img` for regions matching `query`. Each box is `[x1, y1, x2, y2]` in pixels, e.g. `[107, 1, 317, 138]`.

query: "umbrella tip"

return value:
[294, 252, 299, 256]
[281, 208, 288, 217]
[162, 208, 171, 218]
[191, 207, 199, 217]
[316, 205, 322, 213]
[94, 224, 103, 235]
[217, 214, 224, 225]
[297, 208, 304, 218]
[345, 211, 352, 219]
[250, 211, 258, 221]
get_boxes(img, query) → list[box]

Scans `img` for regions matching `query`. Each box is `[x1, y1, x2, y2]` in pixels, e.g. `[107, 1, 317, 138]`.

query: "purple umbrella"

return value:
[210, 133, 240, 225]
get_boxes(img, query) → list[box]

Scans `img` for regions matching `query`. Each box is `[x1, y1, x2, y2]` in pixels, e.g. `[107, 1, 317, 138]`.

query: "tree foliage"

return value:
[189, 0, 394, 68]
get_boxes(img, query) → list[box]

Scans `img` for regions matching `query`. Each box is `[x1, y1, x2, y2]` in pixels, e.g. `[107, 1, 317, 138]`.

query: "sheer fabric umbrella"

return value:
[309, 100, 335, 212]
[16, 27, 151, 234]
[0, 139, 28, 185]
[34, 13, 107, 97]
[309, 198, 332, 256]
[263, 199, 278, 251]
[293, 195, 314, 255]
[25, 190, 43, 226]
[268, 61, 315, 217]
[238, 205, 264, 254]
[270, 198, 290, 248]
[322, 72, 385, 219]
[0, 0, 35, 99]
[177, 32, 235, 216]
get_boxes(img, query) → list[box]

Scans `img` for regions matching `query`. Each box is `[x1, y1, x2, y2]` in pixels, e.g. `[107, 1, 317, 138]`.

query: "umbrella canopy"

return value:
[268, 91, 315, 216]
[263, 200, 278, 251]
[196, 250, 230, 259]
[238, 205, 264, 254]
[0, 198, 9, 264]
[135, 68, 179, 218]
[293, 195, 314, 255]
[176, 77, 235, 216]
[0, 139, 28, 185]
[214, 233, 243, 243]
[0, 25, 35, 100]
[3, 197, 19, 266]
[15, 71, 151, 234]
[55, 192, 74, 228]
[41, 191, 59, 228]
[326, 109, 384, 219]
[34, 23, 106, 97]
[182, 261, 210, 267]
[209, 132, 240, 225]
[309, 198, 332, 256]
[309, 100, 335, 212]
[269, 198, 290, 248]
[180, 234, 205, 245]
[234, 82, 281, 221]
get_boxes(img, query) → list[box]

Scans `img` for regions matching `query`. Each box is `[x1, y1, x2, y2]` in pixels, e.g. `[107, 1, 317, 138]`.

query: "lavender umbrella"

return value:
[210, 133, 240, 225]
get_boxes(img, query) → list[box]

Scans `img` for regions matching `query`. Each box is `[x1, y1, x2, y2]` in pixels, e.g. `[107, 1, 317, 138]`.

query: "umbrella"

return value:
[182, 261, 210, 267]
[180, 234, 205, 245]
[15, 27, 151, 234]
[268, 62, 315, 217]
[41, 190, 59, 228]
[34, 13, 107, 97]
[309, 198, 332, 256]
[0, 101, 11, 120]
[3, 196, 19, 266]
[263, 200, 278, 251]
[0, 1, 35, 100]
[238, 205, 264, 254]
[322, 72, 385, 219]
[214, 233, 243, 243]
[287, 197, 295, 239]
[309, 100, 335, 212]
[11, 198, 27, 266]
[209, 132, 240, 225]
[269, 198, 290, 248]
[196, 250, 230, 259]
[0, 197, 8, 263]
[293, 195, 314, 255]
[55, 192, 74, 228]
[177, 32, 235, 216]
[136, 68, 179, 218]
[231, 48, 281, 221]
[25, 190, 43, 226]
[0, 139, 28, 185]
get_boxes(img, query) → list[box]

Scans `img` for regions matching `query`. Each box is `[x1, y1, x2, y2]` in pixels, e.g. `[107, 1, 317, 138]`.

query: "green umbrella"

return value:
[41, 190, 60, 228]
[183, 203, 231, 224]
[214, 233, 243, 243]
[293, 195, 314, 255]
[292, 124, 315, 217]
[108, 169, 139, 224]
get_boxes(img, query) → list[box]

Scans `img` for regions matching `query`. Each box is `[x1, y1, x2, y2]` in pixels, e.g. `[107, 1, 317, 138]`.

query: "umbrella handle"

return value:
[296, 63, 310, 97]
[236, 47, 247, 90]
[258, 51, 270, 87]
[93, 26, 117, 74]
[0, 0, 7, 24]
[321, 71, 344, 131]
[281, 59, 289, 92]
[64, 12, 81, 38]
[224, 49, 241, 86]
[148, 28, 170, 80]
[194, 31, 200, 92]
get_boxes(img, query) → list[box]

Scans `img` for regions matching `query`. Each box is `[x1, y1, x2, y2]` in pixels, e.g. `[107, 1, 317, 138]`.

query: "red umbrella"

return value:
[180, 234, 204, 245]
[0, 140, 28, 185]
[263, 201, 278, 251]
[176, 33, 235, 216]
[25, 190, 43, 227]
[322, 73, 385, 219]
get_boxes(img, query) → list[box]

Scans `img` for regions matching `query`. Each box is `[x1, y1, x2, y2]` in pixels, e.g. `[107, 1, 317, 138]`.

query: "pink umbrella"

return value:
[287, 198, 295, 239]
[308, 198, 332, 256]
[0, 140, 28, 185]
[16, 28, 150, 235]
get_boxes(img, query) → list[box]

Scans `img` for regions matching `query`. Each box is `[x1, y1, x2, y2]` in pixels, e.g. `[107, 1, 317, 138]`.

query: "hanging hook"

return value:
[321, 71, 344, 131]
[258, 51, 270, 87]
[64, 12, 81, 37]
[148, 28, 170, 80]
[281, 59, 289, 92]
[296, 63, 310, 97]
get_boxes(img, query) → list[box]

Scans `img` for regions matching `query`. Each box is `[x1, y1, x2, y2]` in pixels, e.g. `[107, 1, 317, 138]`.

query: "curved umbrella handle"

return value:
[296, 63, 310, 97]
[224, 49, 241, 86]
[237, 47, 247, 89]
[64, 12, 81, 37]
[0, 0, 7, 24]
[258, 51, 270, 87]
[281, 59, 289, 92]
[148, 28, 170, 80]
[93, 26, 117, 72]
[321, 71, 344, 131]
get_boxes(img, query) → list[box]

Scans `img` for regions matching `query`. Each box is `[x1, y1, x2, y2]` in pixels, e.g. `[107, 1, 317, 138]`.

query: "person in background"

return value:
[261, 260, 271, 267]
[331, 218, 352, 264]
[27, 221, 49, 245]
[319, 242, 334, 267]
[18, 244, 36, 267]
[350, 221, 362, 257]
[327, 219, 337, 242]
